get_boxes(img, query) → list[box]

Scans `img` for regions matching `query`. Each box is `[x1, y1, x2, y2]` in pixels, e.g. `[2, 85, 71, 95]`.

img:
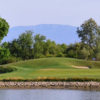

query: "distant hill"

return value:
[2, 24, 80, 44]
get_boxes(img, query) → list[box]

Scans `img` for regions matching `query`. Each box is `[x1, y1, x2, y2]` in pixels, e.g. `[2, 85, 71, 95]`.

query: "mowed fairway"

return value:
[0, 57, 100, 79]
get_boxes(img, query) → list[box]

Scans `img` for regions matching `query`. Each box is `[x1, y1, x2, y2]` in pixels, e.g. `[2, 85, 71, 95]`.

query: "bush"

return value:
[0, 77, 100, 82]
[0, 66, 16, 73]
[40, 55, 46, 58]
[57, 53, 64, 57]
[79, 48, 90, 60]
[46, 54, 55, 57]
[15, 57, 23, 62]
[0, 48, 10, 59]
[0, 57, 16, 64]
[0, 57, 23, 65]
[67, 50, 75, 58]
[64, 54, 67, 57]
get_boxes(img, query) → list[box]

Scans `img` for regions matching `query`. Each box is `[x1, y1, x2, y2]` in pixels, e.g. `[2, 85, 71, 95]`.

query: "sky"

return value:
[0, 0, 100, 28]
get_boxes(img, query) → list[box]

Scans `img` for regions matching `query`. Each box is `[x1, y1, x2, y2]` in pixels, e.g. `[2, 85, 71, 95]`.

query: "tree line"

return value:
[0, 17, 100, 64]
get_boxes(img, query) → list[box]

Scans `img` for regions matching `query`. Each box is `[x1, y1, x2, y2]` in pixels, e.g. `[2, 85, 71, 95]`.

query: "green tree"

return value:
[94, 44, 100, 60]
[79, 47, 90, 60]
[74, 43, 81, 58]
[94, 29, 100, 60]
[67, 43, 82, 58]
[67, 44, 75, 58]
[0, 17, 9, 42]
[17, 30, 34, 59]
[60, 43, 67, 54]
[34, 34, 46, 58]
[67, 50, 75, 58]
[7, 39, 21, 57]
[0, 48, 10, 59]
[43, 39, 51, 55]
[43, 40, 61, 57]
[5, 31, 34, 60]
[49, 41, 57, 55]
[77, 18, 100, 60]
[77, 18, 99, 50]
[1, 42, 8, 48]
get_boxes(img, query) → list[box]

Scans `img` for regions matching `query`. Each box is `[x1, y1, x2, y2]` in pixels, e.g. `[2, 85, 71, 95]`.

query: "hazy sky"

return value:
[0, 0, 100, 28]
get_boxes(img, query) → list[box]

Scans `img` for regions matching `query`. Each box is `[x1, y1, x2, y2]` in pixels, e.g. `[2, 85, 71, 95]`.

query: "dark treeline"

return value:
[0, 17, 100, 64]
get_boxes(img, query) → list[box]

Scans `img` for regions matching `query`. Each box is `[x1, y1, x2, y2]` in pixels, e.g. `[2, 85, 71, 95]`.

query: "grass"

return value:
[0, 57, 100, 80]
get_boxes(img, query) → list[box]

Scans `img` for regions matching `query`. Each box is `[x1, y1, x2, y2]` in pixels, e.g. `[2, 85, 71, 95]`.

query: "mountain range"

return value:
[2, 24, 80, 44]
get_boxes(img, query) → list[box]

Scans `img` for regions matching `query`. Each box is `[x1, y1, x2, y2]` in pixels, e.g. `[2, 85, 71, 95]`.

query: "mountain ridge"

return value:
[2, 24, 80, 44]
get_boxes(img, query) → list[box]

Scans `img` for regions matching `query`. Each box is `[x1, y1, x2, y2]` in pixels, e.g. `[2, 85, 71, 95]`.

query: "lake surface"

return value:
[0, 89, 100, 100]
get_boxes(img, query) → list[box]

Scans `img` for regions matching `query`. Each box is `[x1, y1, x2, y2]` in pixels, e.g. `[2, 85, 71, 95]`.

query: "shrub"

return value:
[57, 53, 64, 57]
[0, 66, 16, 73]
[0, 57, 23, 65]
[0, 48, 10, 59]
[40, 55, 46, 58]
[1, 57, 16, 64]
[46, 54, 55, 57]
[0, 77, 100, 82]
[63, 54, 67, 57]
[15, 57, 23, 62]
[67, 50, 75, 58]
[79, 48, 90, 60]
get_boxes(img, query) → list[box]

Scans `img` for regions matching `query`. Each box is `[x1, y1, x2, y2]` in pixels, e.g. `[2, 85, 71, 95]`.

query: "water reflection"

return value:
[0, 89, 100, 100]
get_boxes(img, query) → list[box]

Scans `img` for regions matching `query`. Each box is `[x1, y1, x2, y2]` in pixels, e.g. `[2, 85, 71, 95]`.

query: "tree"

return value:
[77, 18, 100, 50]
[49, 41, 57, 55]
[94, 28, 100, 60]
[74, 43, 81, 58]
[77, 18, 100, 60]
[5, 31, 34, 60]
[0, 48, 10, 59]
[43, 40, 61, 57]
[67, 50, 75, 58]
[1, 42, 8, 48]
[94, 44, 100, 60]
[43, 39, 51, 55]
[34, 34, 46, 58]
[17, 30, 34, 59]
[56, 43, 67, 54]
[60, 43, 67, 54]
[0, 17, 9, 42]
[7, 39, 21, 57]
[79, 47, 90, 60]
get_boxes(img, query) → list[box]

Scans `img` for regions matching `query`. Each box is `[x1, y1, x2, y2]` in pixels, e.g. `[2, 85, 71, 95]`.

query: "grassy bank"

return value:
[1, 77, 100, 82]
[0, 57, 100, 81]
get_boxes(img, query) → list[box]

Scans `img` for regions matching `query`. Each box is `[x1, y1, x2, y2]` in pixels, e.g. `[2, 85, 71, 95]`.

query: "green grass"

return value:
[0, 57, 100, 80]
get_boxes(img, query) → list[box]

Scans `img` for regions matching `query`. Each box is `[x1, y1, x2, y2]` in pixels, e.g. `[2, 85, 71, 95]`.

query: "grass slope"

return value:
[0, 57, 100, 79]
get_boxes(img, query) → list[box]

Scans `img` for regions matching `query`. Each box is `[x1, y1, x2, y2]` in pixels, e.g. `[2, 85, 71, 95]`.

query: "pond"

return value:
[0, 89, 100, 100]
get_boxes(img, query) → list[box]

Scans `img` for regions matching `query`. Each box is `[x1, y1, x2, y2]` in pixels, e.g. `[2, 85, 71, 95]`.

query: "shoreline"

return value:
[0, 82, 100, 90]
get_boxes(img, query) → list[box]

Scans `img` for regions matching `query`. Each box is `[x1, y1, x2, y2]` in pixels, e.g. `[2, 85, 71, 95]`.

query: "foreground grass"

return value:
[0, 57, 100, 80]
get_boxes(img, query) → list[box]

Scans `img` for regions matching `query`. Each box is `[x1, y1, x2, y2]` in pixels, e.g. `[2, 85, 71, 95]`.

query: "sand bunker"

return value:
[42, 69, 54, 71]
[72, 65, 89, 69]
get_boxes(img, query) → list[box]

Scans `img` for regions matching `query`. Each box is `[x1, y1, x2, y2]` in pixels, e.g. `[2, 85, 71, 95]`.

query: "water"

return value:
[0, 89, 100, 100]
